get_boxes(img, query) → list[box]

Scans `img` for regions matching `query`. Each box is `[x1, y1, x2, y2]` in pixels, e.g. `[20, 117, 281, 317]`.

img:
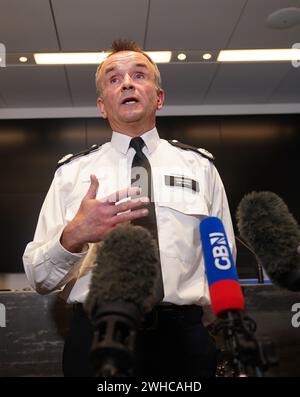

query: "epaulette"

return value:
[57, 144, 102, 169]
[168, 140, 214, 161]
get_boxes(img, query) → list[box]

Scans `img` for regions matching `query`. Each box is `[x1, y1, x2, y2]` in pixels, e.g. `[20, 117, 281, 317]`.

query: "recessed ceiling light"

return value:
[19, 56, 28, 63]
[33, 51, 172, 65]
[34, 52, 109, 65]
[203, 53, 212, 60]
[217, 49, 300, 62]
[147, 51, 172, 63]
[177, 53, 187, 61]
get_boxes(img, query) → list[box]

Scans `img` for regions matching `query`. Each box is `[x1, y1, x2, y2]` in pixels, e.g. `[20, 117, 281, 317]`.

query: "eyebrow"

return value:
[104, 63, 148, 76]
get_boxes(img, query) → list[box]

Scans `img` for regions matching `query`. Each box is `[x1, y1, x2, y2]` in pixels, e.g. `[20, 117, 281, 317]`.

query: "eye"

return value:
[135, 73, 145, 80]
[110, 76, 119, 84]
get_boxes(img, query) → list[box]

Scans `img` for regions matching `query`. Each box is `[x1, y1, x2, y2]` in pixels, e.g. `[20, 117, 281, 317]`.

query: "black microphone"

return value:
[84, 224, 161, 377]
[236, 191, 300, 291]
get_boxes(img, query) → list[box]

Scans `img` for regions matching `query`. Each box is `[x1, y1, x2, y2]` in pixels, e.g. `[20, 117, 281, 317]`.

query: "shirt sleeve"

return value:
[207, 162, 237, 261]
[22, 171, 88, 294]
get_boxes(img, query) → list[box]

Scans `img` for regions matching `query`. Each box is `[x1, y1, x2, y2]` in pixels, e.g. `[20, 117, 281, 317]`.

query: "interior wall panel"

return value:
[0, 114, 299, 279]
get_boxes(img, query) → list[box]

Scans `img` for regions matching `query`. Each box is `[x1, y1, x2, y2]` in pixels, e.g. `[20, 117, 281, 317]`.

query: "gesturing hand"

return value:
[60, 174, 149, 253]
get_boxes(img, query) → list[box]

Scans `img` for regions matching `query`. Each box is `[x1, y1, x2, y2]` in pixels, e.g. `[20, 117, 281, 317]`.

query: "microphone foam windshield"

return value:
[84, 224, 161, 319]
[236, 191, 300, 289]
[200, 216, 244, 316]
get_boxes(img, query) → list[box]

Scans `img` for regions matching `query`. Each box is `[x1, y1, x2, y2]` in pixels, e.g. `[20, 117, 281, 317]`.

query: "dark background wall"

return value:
[1, 114, 299, 278]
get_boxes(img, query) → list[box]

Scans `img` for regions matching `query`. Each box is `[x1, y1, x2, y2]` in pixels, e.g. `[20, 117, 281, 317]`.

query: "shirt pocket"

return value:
[156, 187, 209, 265]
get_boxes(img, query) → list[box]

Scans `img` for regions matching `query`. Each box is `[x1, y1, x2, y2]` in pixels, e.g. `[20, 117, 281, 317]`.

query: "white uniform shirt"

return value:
[23, 127, 236, 307]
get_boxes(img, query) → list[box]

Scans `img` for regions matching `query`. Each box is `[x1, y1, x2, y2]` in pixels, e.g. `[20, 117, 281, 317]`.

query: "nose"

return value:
[121, 73, 134, 91]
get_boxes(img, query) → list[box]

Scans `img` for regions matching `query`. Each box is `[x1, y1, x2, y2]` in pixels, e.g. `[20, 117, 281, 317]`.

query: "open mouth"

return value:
[121, 97, 139, 105]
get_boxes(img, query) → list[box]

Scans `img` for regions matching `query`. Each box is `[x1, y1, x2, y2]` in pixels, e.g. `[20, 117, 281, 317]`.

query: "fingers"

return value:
[84, 174, 99, 200]
[113, 196, 150, 214]
[110, 207, 149, 226]
[101, 186, 142, 204]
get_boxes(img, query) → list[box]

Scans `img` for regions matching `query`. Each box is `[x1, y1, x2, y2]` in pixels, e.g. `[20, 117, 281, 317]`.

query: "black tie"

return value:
[130, 137, 164, 300]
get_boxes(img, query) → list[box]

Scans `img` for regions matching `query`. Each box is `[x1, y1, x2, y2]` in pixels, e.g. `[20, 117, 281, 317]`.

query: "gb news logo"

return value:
[209, 231, 231, 270]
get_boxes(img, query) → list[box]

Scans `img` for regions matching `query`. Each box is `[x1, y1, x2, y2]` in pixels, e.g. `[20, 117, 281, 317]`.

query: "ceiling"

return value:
[0, 0, 300, 119]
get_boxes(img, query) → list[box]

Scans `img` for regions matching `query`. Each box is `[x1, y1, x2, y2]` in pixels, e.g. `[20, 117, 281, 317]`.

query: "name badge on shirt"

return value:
[165, 175, 199, 193]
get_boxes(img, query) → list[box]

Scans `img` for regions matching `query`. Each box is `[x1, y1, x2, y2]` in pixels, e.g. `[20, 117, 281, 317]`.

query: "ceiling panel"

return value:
[52, 0, 149, 51]
[0, 66, 72, 107]
[159, 63, 219, 105]
[269, 67, 300, 103]
[204, 62, 290, 104]
[228, 0, 300, 49]
[0, 0, 59, 52]
[0, 0, 299, 116]
[146, 0, 247, 50]
[66, 65, 98, 106]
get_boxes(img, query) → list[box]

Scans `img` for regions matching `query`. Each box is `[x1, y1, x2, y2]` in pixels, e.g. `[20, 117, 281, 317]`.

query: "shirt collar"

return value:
[111, 127, 160, 155]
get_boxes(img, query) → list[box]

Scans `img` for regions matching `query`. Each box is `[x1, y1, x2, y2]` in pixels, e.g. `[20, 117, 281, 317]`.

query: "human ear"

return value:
[156, 89, 165, 110]
[97, 97, 107, 118]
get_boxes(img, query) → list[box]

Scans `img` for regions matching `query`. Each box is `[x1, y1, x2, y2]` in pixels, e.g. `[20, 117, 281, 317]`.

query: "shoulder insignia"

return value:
[168, 140, 214, 161]
[57, 144, 102, 169]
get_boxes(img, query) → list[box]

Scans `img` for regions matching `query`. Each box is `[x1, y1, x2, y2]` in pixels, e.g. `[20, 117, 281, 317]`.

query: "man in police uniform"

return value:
[23, 40, 236, 377]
